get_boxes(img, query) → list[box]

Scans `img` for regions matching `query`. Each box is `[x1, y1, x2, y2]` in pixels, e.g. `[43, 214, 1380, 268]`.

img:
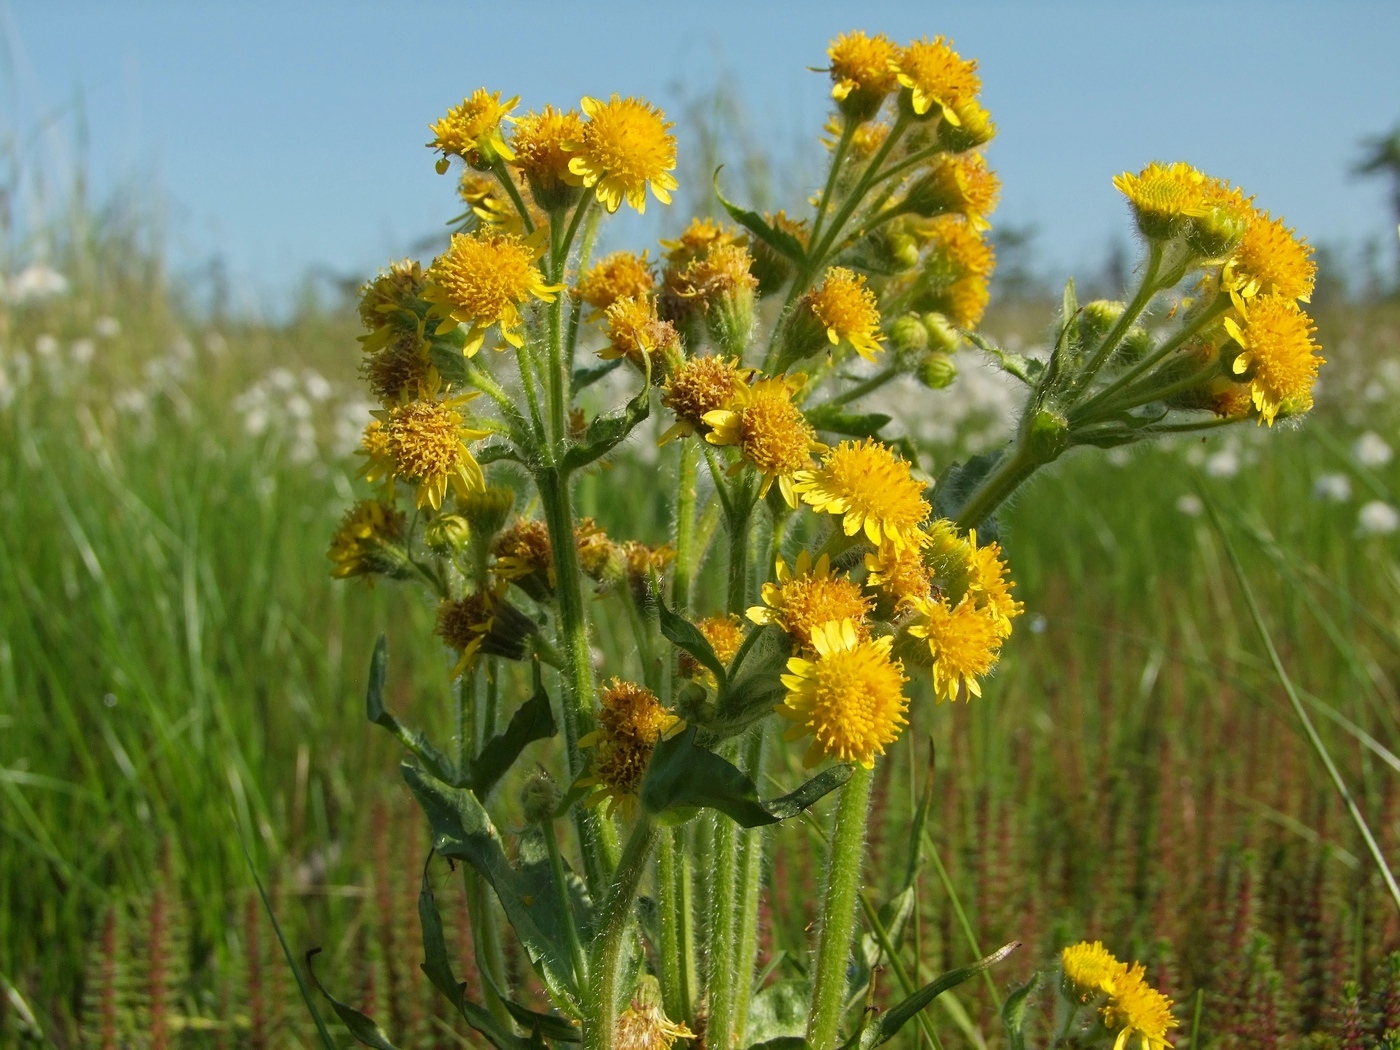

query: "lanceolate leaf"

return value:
[640, 726, 851, 826]
[713, 168, 807, 265]
[1001, 973, 1040, 1050]
[932, 454, 1002, 540]
[571, 358, 623, 395]
[365, 636, 456, 783]
[804, 404, 892, 440]
[403, 764, 580, 1006]
[562, 355, 651, 473]
[856, 943, 1019, 1050]
[417, 864, 547, 1050]
[305, 949, 402, 1050]
[462, 667, 556, 798]
[655, 595, 727, 689]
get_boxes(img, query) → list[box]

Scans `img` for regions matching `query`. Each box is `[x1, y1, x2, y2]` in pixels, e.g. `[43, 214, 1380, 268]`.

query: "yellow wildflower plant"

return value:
[802, 268, 886, 362]
[1223, 207, 1316, 309]
[892, 36, 981, 123]
[907, 593, 1005, 701]
[1101, 964, 1176, 1050]
[425, 230, 564, 354]
[615, 977, 694, 1050]
[703, 374, 825, 506]
[579, 679, 680, 817]
[747, 551, 872, 651]
[1223, 294, 1324, 425]
[965, 530, 1023, 635]
[864, 540, 932, 611]
[577, 251, 656, 315]
[1061, 941, 1128, 1003]
[357, 259, 428, 353]
[778, 619, 909, 768]
[793, 439, 931, 550]
[904, 152, 1001, 230]
[367, 390, 490, 510]
[660, 216, 743, 269]
[492, 518, 554, 585]
[825, 30, 899, 121]
[660, 355, 752, 443]
[457, 171, 530, 234]
[566, 94, 679, 214]
[361, 331, 437, 406]
[677, 613, 746, 686]
[428, 88, 518, 170]
[912, 215, 996, 327]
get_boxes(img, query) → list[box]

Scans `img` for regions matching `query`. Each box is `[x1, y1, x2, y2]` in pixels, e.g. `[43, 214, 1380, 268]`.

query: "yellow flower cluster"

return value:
[1113, 160, 1321, 424]
[1060, 941, 1176, 1050]
[579, 680, 680, 815]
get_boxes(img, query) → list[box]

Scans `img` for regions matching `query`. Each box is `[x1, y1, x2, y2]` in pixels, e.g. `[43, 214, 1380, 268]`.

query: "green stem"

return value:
[829, 364, 902, 406]
[808, 113, 911, 267]
[1051, 1001, 1082, 1048]
[922, 831, 1002, 1009]
[544, 816, 590, 996]
[465, 868, 512, 1028]
[858, 891, 944, 1050]
[809, 119, 856, 249]
[585, 816, 660, 1050]
[555, 195, 596, 275]
[953, 436, 1042, 533]
[492, 159, 535, 235]
[1075, 241, 1165, 390]
[707, 810, 741, 1050]
[547, 217, 568, 448]
[515, 342, 548, 450]
[537, 465, 619, 894]
[566, 207, 602, 376]
[1085, 361, 1220, 420]
[807, 763, 875, 1050]
[727, 498, 753, 616]
[657, 827, 694, 1023]
[672, 440, 700, 614]
[731, 731, 766, 1045]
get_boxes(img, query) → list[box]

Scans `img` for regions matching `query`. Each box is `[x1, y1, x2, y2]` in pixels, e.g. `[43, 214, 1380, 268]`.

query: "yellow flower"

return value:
[457, 172, 531, 233]
[965, 531, 1023, 635]
[428, 89, 517, 170]
[913, 215, 996, 327]
[616, 977, 694, 1050]
[577, 251, 656, 315]
[510, 105, 586, 204]
[425, 231, 563, 355]
[747, 551, 871, 651]
[1061, 941, 1128, 1003]
[1223, 294, 1323, 425]
[936, 98, 997, 150]
[359, 419, 392, 472]
[671, 243, 759, 310]
[660, 217, 743, 269]
[907, 594, 1004, 701]
[892, 37, 982, 123]
[803, 268, 886, 362]
[436, 588, 499, 673]
[794, 439, 931, 550]
[906, 153, 1000, 230]
[1112, 162, 1208, 239]
[778, 619, 908, 768]
[660, 355, 751, 443]
[579, 679, 680, 817]
[492, 518, 554, 584]
[602, 295, 681, 372]
[621, 540, 677, 605]
[358, 259, 428, 353]
[1224, 208, 1316, 308]
[703, 374, 825, 506]
[326, 500, 408, 581]
[826, 31, 899, 120]
[1207, 379, 1256, 420]
[370, 391, 490, 510]
[1102, 964, 1176, 1050]
[361, 331, 436, 405]
[576, 518, 623, 585]
[567, 95, 679, 214]
[864, 541, 932, 610]
[822, 117, 890, 158]
[677, 614, 746, 685]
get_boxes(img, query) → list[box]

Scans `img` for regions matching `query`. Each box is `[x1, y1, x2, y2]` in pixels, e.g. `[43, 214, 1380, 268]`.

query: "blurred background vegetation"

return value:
[3, 98, 1400, 1048]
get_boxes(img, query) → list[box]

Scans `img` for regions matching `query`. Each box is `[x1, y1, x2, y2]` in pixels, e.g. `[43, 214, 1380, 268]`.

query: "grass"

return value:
[3, 195, 1400, 1046]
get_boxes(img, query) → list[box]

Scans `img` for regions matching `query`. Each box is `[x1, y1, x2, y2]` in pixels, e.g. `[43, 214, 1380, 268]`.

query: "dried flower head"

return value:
[327, 500, 409, 581]
[660, 355, 751, 443]
[579, 679, 680, 816]
[602, 295, 681, 372]
[493, 519, 554, 583]
[577, 251, 656, 314]
[358, 259, 428, 352]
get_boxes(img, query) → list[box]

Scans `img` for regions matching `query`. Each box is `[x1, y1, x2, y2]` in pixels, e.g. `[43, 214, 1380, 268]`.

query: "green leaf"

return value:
[364, 637, 456, 783]
[804, 404, 892, 440]
[963, 329, 1042, 386]
[305, 949, 402, 1050]
[403, 764, 580, 1006]
[640, 726, 851, 826]
[417, 862, 545, 1050]
[743, 981, 812, 1045]
[857, 943, 1018, 1050]
[655, 595, 727, 689]
[747, 1040, 812, 1050]
[571, 358, 624, 395]
[463, 668, 556, 797]
[477, 441, 525, 466]
[932, 454, 1002, 539]
[713, 168, 806, 265]
[562, 355, 651, 473]
[498, 996, 582, 1043]
[1001, 972, 1040, 1050]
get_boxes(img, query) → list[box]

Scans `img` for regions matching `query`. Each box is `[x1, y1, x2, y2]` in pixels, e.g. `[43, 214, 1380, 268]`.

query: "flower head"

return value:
[703, 374, 824, 506]
[678, 614, 746, 685]
[493, 519, 554, 585]
[779, 620, 908, 768]
[621, 540, 676, 604]
[913, 215, 996, 327]
[576, 518, 623, 586]
[892, 37, 981, 123]
[864, 541, 932, 611]
[661, 217, 743, 270]
[671, 243, 758, 311]
[362, 331, 437, 405]
[907, 594, 1004, 701]
[602, 295, 681, 373]
[794, 439, 931, 549]
[579, 679, 679, 816]
[567, 95, 678, 214]
[577, 251, 656, 315]
[457, 172, 533, 234]
[370, 391, 490, 509]
[429, 89, 518, 170]
[748, 551, 871, 651]
[327, 500, 409, 581]
[802, 268, 886, 362]
[1112, 162, 1207, 240]
[826, 31, 899, 120]
[1224, 294, 1323, 425]
[660, 355, 751, 443]
[435, 583, 536, 674]
[510, 105, 586, 206]
[1224, 208, 1316, 308]
[615, 977, 694, 1050]
[905, 153, 1001, 230]
[1102, 965, 1176, 1050]
[425, 231, 563, 355]
[965, 531, 1023, 635]
[1061, 941, 1128, 1003]
[358, 259, 428, 352]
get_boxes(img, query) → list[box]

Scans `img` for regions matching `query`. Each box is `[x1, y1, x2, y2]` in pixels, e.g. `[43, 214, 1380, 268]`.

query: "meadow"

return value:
[3, 182, 1400, 1049]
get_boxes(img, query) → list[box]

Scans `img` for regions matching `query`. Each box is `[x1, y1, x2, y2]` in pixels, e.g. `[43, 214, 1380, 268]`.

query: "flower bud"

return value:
[1186, 202, 1249, 260]
[1079, 300, 1125, 349]
[935, 99, 996, 152]
[424, 513, 472, 553]
[459, 486, 516, 542]
[917, 352, 958, 389]
[521, 770, 563, 824]
[922, 312, 962, 355]
[889, 314, 929, 357]
[1025, 409, 1069, 465]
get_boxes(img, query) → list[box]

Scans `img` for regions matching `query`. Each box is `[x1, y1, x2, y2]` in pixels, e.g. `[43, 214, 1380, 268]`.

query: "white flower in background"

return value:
[93, 316, 121, 339]
[5, 263, 69, 303]
[1352, 431, 1393, 469]
[205, 331, 227, 355]
[1105, 448, 1131, 468]
[269, 368, 297, 392]
[34, 334, 59, 357]
[1175, 494, 1203, 517]
[1204, 449, 1240, 479]
[334, 399, 377, 457]
[0, 367, 13, 411]
[70, 339, 95, 366]
[1312, 473, 1352, 503]
[1357, 500, 1399, 537]
[303, 370, 332, 402]
[112, 390, 149, 414]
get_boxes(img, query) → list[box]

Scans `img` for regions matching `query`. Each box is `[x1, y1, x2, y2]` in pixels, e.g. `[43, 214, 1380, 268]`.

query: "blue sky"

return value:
[5, 1, 1399, 312]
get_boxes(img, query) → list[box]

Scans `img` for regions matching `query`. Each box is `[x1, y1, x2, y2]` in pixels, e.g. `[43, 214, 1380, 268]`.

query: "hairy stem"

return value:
[585, 817, 660, 1050]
